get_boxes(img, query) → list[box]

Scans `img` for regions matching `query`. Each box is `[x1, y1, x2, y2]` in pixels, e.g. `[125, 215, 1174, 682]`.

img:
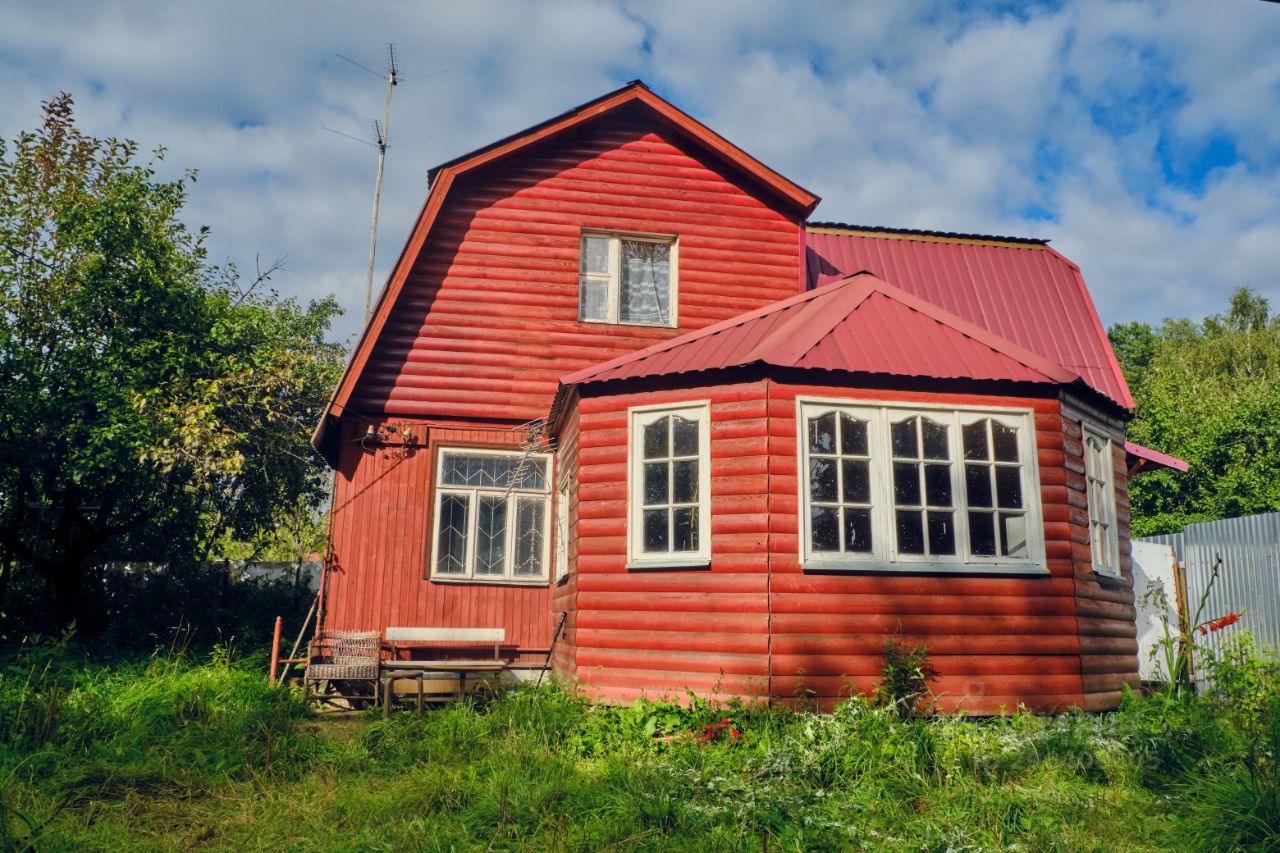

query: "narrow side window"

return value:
[1083, 425, 1119, 577]
[628, 403, 710, 567]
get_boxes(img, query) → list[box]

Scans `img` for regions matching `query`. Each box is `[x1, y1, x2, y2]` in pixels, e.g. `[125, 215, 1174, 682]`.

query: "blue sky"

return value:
[2, 0, 1278, 342]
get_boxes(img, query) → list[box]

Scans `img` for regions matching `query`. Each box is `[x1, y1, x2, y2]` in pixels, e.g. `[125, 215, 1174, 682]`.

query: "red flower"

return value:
[1207, 611, 1243, 633]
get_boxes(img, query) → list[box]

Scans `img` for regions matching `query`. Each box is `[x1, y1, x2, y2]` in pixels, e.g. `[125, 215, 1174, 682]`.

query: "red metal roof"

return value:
[561, 272, 1081, 388]
[804, 225, 1133, 409]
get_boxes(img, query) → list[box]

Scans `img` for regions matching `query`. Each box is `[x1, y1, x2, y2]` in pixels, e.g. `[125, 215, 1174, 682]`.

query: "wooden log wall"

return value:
[570, 381, 773, 704]
[1060, 394, 1140, 710]
[567, 379, 1141, 712]
[551, 397, 581, 678]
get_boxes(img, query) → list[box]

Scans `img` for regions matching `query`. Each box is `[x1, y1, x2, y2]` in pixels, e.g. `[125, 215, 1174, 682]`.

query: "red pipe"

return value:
[269, 615, 282, 683]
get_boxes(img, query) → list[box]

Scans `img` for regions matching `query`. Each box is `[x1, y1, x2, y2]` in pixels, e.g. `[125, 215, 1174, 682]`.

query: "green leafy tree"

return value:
[0, 93, 343, 626]
[1113, 288, 1280, 535]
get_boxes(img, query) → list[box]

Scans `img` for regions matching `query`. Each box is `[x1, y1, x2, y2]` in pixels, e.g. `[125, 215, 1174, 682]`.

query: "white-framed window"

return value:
[579, 231, 677, 327]
[1083, 424, 1120, 577]
[797, 400, 1046, 572]
[430, 447, 551, 583]
[628, 402, 711, 567]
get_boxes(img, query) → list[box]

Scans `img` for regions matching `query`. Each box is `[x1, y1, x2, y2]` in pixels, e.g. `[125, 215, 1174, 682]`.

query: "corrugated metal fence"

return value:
[1142, 512, 1280, 660]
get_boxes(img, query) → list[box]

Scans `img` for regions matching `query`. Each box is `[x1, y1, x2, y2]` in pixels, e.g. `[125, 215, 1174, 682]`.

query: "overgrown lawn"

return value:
[1, 643, 1276, 851]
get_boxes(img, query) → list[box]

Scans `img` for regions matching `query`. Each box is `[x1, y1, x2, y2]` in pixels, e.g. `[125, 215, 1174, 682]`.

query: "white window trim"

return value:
[796, 398, 1048, 574]
[429, 446, 552, 584]
[627, 401, 711, 568]
[579, 230, 678, 328]
[1083, 423, 1121, 578]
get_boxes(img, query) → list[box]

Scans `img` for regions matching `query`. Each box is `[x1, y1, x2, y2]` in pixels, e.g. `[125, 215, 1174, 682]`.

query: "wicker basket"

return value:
[306, 631, 380, 682]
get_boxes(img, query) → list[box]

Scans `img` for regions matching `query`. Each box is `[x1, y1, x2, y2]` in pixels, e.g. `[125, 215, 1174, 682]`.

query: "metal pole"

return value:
[364, 46, 397, 321]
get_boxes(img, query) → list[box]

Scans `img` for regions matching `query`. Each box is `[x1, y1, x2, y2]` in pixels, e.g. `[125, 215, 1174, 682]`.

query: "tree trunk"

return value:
[47, 553, 85, 628]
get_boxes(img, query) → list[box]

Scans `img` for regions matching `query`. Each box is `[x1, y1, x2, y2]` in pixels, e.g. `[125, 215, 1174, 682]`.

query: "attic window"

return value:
[798, 400, 1046, 573]
[579, 232, 677, 327]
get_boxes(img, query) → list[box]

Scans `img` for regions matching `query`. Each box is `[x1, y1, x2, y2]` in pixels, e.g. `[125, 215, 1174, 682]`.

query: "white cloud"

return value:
[1, 0, 1278, 339]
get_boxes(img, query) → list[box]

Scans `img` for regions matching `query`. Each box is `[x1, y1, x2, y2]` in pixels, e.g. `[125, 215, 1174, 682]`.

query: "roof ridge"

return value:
[807, 221, 1048, 248]
[559, 273, 877, 385]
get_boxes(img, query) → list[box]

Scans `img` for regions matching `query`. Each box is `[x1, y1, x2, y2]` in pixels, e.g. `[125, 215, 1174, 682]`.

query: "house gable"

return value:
[314, 81, 820, 463]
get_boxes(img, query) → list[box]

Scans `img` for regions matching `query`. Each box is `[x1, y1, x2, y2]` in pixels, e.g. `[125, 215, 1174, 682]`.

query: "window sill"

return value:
[429, 577, 550, 588]
[1091, 567, 1124, 581]
[578, 317, 676, 330]
[626, 557, 712, 572]
[802, 560, 1050, 577]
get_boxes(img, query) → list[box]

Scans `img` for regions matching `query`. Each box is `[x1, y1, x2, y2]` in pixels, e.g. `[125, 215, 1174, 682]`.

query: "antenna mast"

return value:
[364, 44, 397, 321]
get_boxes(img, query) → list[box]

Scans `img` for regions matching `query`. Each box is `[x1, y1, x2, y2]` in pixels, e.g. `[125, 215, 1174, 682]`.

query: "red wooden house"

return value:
[313, 80, 1185, 713]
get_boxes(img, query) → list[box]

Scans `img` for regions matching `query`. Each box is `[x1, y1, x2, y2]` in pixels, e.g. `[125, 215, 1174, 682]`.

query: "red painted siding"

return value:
[348, 103, 802, 423]
[551, 396, 581, 678]
[570, 382, 773, 703]
[1060, 398, 1140, 710]
[324, 419, 554, 661]
[325, 104, 802, 657]
[564, 378, 1139, 712]
[766, 381, 1085, 713]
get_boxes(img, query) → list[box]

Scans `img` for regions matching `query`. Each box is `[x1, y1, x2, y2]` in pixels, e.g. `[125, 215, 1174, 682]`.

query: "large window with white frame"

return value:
[798, 400, 1045, 572]
[1083, 424, 1120, 577]
[628, 402, 711, 567]
[579, 231, 677, 327]
[430, 448, 551, 582]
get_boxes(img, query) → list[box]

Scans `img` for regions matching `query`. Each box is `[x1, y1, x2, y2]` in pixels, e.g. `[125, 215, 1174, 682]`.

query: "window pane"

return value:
[969, 511, 997, 556]
[672, 460, 698, 504]
[995, 466, 1023, 509]
[514, 497, 546, 576]
[579, 277, 608, 322]
[844, 507, 873, 553]
[809, 457, 838, 503]
[643, 417, 669, 459]
[842, 459, 870, 504]
[808, 412, 836, 454]
[435, 494, 469, 574]
[643, 462, 668, 506]
[619, 240, 670, 324]
[963, 421, 990, 460]
[811, 507, 839, 552]
[928, 511, 956, 555]
[965, 464, 993, 507]
[442, 454, 544, 490]
[672, 416, 698, 457]
[896, 510, 925, 554]
[475, 496, 507, 575]
[840, 415, 868, 456]
[924, 464, 953, 507]
[922, 419, 949, 460]
[893, 462, 921, 505]
[992, 422, 1020, 462]
[581, 236, 609, 275]
[643, 509, 669, 553]
[673, 506, 698, 552]
[891, 417, 919, 458]
[999, 513, 1027, 558]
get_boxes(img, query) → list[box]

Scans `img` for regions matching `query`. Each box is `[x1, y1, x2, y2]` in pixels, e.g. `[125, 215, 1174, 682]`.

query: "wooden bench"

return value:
[381, 627, 507, 715]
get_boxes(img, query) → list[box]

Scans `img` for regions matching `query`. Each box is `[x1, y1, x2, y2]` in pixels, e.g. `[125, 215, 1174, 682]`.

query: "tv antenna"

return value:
[325, 44, 445, 321]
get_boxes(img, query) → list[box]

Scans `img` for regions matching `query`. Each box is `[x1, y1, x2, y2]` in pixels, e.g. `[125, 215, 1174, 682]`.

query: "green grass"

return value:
[1, 643, 1276, 852]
